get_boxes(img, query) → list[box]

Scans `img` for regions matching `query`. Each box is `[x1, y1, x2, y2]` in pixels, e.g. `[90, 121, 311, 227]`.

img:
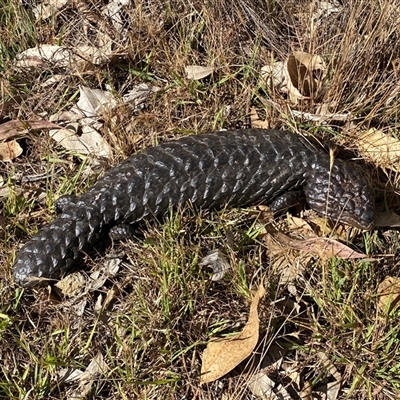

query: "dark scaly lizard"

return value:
[13, 129, 375, 286]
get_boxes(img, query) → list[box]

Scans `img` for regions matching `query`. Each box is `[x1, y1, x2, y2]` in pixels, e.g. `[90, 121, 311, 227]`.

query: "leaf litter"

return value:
[200, 285, 266, 384]
[4, 1, 400, 398]
[261, 51, 326, 105]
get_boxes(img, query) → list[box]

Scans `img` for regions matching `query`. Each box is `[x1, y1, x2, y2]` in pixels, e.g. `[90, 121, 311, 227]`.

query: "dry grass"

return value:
[2, 0, 400, 398]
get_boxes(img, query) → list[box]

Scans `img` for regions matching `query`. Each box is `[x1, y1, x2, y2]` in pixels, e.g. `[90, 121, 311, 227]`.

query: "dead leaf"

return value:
[248, 369, 292, 399]
[75, 86, 118, 118]
[185, 65, 214, 80]
[89, 255, 121, 290]
[0, 119, 61, 142]
[200, 250, 230, 281]
[122, 83, 161, 111]
[261, 61, 289, 94]
[262, 52, 326, 104]
[286, 216, 314, 233]
[325, 381, 342, 400]
[312, 0, 342, 23]
[275, 231, 367, 259]
[248, 371, 283, 399]
[200, 285, 266, 384]
[72, 298, 88, 317]
[316, 351, 342, 382]
[287, 51, 326, 99]
[33, 0, 69, 20]
[357, 128, 400, 172]
[250, 107, 270, 129]
[41, 74, 65, 87]
[291, 109, 350, 123]
[75, 45, 110, 67]
[261, 216, 313, 284]
[0, 140, 22, 162]
[103, 0, 131, 32]
[377, 276, 400, 313]
[15, 45, 71, 70]
[61, 352, 108, 400]
[54, 272, 86, 297]
[49, 122, 112, 158]
[375, 211, 400, 227]
[300, 381, 313, 400]
[264, 232, 312, 284]
[14, 45, 109, 73]
[80, 124, 113, 158]
[48, 126, 96, 156]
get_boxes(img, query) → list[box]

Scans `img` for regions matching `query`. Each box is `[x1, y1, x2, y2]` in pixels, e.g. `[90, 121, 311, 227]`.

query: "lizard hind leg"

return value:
[269, 190, 305, 213]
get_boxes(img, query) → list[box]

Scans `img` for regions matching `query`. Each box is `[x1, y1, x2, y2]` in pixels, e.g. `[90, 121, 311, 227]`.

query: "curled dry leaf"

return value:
[286, 51, 326, 99]
[81, 124, 113, 158]
[261, 61, 289, 94]
[15, 45, 72, 70]
[263, 231, 312, 284]
[89, 255, 121, 290]
[122, 83, 161, 112]
[200, 249, 230, 281]
[377, 276, 400, 313]
[357, 128, 400, 172]
[262, 51, 326, 104]
[48, 86, 115, 157]
[0, 119, 61, 142]
[64, 352, 108, 400]
[200, 285, 266, 384]
[185, 65, 214, 80]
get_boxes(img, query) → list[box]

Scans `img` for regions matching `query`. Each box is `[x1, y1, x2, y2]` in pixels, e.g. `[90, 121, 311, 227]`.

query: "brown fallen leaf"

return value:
[262, 51, 326, 104]
[287, 51, 326, 99]
[286, 215, 315, 233]
[263, 232, 313, 285]
[261, 61, 288, 94]
[0, 140, 23, 162]
[0, 119, 61, 142]
[357, 128, 400, 172]
[275, 231, 367, 259]
[377, 276, 400, 313]
[200, 285, 266, 384]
